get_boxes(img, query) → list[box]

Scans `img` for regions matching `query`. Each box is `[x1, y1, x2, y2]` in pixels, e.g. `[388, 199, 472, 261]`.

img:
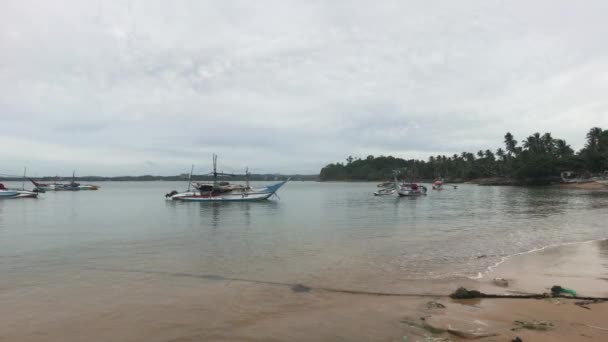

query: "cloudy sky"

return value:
[1, 0, 607, 176]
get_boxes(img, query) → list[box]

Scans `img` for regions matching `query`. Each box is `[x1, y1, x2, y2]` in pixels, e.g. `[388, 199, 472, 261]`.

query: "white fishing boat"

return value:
[373, 188, 395, 196]
[394, 174, 427, 197]
[166, 155, 287, 202]
[560, 171, 592, 184]
[593, 170, 608, 185]
[0, 183, 38, 199]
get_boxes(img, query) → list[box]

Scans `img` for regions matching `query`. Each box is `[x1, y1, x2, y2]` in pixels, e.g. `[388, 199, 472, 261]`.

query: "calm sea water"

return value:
[1, 181, 608, 290]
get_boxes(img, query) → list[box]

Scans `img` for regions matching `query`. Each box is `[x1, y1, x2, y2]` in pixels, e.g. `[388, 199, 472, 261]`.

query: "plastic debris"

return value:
[551, 285, 576, 297]
[512, 338, 523, 342]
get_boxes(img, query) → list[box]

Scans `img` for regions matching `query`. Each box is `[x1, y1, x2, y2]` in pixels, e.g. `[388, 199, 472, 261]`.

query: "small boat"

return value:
[560, 171, 592, 184]
[432, 179, 444, 190]
[376, 181, 395, 188]
[374, 188, 395, 196]
[0, 183, 38, 199]
[593, 170, 608, 186]
[393, 173, 427, 197]
[166, 155, 287, 202]
[30, 171, 99, 191]
[397, 183, 428, 196]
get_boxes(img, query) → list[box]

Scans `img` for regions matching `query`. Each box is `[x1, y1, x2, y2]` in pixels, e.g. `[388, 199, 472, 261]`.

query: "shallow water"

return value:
[1, 181, 608, 291]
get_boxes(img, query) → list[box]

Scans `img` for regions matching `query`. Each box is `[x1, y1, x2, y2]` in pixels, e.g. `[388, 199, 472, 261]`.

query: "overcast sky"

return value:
[1, 0, 607, 176]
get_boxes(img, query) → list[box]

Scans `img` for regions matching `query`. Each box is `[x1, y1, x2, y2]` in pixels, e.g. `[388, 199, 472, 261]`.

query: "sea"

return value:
[2, 181, 607, 289]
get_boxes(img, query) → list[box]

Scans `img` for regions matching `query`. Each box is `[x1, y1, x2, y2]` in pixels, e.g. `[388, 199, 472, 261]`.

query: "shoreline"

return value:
[2, 240, 607, 341]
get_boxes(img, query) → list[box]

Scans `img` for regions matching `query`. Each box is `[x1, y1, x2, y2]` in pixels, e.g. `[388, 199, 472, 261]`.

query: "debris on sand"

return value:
[512, 320, 554, 331]
[449, 287, 484, 299]
[492, 278, 509, 287]
[446, 327, 498, 339]
[551, 285, 576, 297]
[426, 301, 446, 309]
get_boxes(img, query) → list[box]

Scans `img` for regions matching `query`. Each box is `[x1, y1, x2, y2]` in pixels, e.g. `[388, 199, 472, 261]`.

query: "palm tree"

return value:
[541, 133, 554, 153]
[523, 133, 542, 153]
[504, 132, 518, 156]
[586, 127, 603, 150]
[554, 139, 573, 159]
[484, 149, 495, 161]
[496, 148, 506, 161]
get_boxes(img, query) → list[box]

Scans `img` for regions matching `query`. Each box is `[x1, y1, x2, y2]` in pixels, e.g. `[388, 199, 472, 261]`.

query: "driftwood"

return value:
[449, 287, 608, 301]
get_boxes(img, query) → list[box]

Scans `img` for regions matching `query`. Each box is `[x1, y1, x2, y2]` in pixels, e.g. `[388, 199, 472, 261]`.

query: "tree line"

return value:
[319, 127, 608, 184]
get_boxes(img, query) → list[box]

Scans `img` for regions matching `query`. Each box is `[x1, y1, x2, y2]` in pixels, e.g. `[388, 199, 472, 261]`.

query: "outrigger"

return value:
[165, 155, 287, 202]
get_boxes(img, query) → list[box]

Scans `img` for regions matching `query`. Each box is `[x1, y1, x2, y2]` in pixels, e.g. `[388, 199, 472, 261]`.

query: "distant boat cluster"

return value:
[1, 155, 288, 202]
[373, 173, 458, 197]
[0, 171, 99, 199]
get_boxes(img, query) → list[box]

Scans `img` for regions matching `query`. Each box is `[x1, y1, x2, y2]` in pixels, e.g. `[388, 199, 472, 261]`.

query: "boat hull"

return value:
[374, 189, 395, 196]
[0, 190, 38, 199]
[171, 191, 274, 202]
[397, 191, 426, 197]
[168, 180, 287, 202]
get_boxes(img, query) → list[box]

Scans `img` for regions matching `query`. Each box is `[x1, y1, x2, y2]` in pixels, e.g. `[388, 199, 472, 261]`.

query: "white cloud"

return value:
[1, 0, 607, 175]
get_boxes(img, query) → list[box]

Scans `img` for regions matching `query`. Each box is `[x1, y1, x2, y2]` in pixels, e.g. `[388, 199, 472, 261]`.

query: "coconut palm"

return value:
[504, 132, 518, 155]
[554, 139, 573, 159]
[586, 127, 603, 150]
[496, 148, 506, 161]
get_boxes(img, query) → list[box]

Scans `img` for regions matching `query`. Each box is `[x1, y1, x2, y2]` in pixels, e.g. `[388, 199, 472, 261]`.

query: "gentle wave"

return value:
[470, 238, 608, 280]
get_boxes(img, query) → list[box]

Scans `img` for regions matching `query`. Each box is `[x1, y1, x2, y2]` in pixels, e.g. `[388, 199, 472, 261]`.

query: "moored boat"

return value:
[0, 183, 38, 199]
[432, 179, 444, 190]
[30, 171, 99, 191]
[393, 173, 427, 197]
[373, 188, 395, 196]
[396, 183, 428, 196]
[592, 170, 608, 186]
[166, 155, 287, 202]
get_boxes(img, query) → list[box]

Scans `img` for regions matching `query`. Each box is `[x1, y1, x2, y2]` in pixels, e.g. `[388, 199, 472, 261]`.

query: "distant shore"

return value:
[0, 175, 318, 182]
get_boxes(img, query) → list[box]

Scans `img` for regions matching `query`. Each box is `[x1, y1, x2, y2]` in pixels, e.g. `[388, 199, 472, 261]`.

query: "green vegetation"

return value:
[319, 127, 608, 184]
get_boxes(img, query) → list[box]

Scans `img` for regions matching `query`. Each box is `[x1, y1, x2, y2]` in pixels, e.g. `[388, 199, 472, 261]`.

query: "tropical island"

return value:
[319, 127, 608, 185]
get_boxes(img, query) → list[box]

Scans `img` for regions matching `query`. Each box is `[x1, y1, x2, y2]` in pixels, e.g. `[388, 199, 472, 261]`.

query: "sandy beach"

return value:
[1, 240, 606, 341]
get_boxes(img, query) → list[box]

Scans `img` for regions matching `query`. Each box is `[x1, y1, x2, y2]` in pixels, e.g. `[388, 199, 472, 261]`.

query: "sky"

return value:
[1, 0, 607, 176]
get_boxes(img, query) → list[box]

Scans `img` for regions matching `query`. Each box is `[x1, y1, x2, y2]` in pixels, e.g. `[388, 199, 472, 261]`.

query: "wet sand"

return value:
[1, 241, 607, 341]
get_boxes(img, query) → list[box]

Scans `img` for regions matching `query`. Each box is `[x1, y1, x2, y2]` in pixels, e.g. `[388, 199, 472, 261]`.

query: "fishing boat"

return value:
[432, 179, 444, 190]
[373, 188, 395, 196]
[0, 183, 38, 199]
[166, 155, 287, 202]
[593, 170, 608, 185]
[396, 183, 428, 196]
[394, 174, 427, 197]
[30, 171, 99, 191]
[560, 171, 592, 184]
[376, 181, 395, 188]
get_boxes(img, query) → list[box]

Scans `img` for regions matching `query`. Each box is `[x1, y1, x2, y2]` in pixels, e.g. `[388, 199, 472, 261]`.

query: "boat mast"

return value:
[245, 167, 250, 190]
[22, 167, 26, 190]
[187, 164, 194, 192]
[212, 154, 218, 189]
